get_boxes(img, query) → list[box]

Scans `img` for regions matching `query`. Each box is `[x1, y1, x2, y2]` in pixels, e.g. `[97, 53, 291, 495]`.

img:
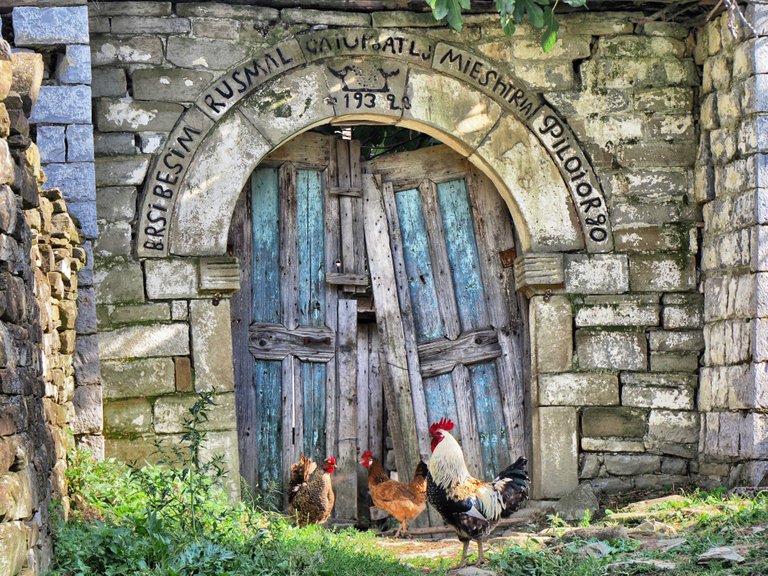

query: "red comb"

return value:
[429, 417, 455, 434]
[325, 456, 337, 465]
[361, 450, 373, 459]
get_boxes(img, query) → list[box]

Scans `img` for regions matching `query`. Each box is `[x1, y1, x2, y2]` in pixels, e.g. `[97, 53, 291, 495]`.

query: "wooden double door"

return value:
[229, 132, 529, 521]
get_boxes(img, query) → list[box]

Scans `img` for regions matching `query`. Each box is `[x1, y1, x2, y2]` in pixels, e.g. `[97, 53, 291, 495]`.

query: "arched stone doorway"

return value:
[136, 29, 613, 507]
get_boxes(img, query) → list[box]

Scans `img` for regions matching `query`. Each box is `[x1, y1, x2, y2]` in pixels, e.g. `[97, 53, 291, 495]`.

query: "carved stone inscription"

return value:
[432, 43, 541, 122]
[199, 39, 305, 121]
[529, 107, 612, 251]
[138, 107, 215, 257]
[325, 60, 410, 116]
[299, 29, 434, 65]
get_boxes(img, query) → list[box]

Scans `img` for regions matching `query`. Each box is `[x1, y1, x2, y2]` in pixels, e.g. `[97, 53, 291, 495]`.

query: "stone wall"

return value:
[7, 1, 102, 458]
[697, 3, 768, 486]
[0, 30, 86, 576]
[86, 1, 710, 500]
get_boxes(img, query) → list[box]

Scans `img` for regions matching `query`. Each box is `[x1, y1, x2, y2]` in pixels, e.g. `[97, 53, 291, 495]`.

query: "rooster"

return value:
[427, 418, 528, 566]
[360, 450, 428, 537]
[287, 455, 337, 526]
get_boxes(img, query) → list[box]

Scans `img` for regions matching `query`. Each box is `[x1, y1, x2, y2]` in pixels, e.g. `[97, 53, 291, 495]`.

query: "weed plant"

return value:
[47, 393, 418, 576]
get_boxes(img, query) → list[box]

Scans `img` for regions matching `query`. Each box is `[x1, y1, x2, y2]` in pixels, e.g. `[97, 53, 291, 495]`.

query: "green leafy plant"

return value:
[425, 0, 588, 51]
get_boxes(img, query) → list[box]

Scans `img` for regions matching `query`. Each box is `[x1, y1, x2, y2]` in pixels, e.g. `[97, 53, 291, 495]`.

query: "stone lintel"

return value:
[514, 253, 564, 297]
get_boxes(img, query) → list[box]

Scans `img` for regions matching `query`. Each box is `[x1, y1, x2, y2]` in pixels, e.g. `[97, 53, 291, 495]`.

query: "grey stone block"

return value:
[190, 299, 234, 393]
[190, 17, 240, 40]
[582, 406, 647, 438]
[99, 323, 190, 360]
[76, 286, 97, 335]
[575, 295, 660, 327]
[94, 258, 145, 305]
[78, 240, 94, 286]
[153, 393, 235, 434]
[565, 254, 629, 294]
[36, 125, 65, 163]
[166, 37, 248, 71]
[648, 410, 699, 443]
[94, 132, 136, 156]
[104, 303, 170, 326]
[145, 258, 199, 299]
[102, 358, 175, 399]
[96, 186, 136, 222]
[629, 255, 696, 292]
[536, 406, 578, 499]
[67, 124, 94, 162]
[539, 373, 619, 406]
[73, 333, 101, 387]
[95, 155, 150, 186]
[91, 2, 173, 16]
[111, 16, 191, 34]
[576, 330, 647, 370]
[12, 6, 89, 46]
[94, 221, 132, 257]
[104, 398, 153, 435]
[91, 37, 164, 66]
[92, 68, 127, 98]
[72, 384, 103, 435]
[66, 201, 97, 239]
[42, 162, 95, 203]
[30, 85, 91, 124]
[603, 454, 660, 476]
[138, 133, 166, 154]
[57, 44, 91, 85]
[96, 99, 183, 133]
[132, 68, 214, 103]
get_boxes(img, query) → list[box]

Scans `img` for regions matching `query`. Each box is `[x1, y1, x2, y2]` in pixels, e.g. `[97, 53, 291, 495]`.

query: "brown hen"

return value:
[287, 455, 336, 526]
[361, 450, 427, 537]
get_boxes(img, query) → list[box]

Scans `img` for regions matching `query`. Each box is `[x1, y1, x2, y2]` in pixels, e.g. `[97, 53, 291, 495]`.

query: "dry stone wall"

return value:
[697, 3, 768, 486]
[0, 26, 86, 576]
[88, 1, 708, 500]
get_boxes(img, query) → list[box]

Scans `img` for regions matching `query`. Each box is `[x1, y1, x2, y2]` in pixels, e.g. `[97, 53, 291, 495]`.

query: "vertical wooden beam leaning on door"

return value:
[335, 298, 358, 520]
[279, 162, 299, 494]
[229, 186, 256, 494]
[362, 174, 421, 485]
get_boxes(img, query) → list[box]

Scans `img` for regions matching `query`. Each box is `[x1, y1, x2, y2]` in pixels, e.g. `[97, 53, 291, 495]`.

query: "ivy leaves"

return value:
[426, 0, 588, 51]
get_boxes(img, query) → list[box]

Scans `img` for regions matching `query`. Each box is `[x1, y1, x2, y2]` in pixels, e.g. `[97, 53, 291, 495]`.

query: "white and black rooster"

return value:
[427, 417, 529, 567]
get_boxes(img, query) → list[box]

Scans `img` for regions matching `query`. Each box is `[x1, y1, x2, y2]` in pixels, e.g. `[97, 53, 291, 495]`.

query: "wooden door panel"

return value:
[367, 145, 524, 485]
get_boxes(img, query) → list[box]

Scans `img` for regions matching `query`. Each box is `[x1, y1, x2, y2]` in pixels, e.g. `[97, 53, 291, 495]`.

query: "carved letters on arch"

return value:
[136, 29, 612, 258]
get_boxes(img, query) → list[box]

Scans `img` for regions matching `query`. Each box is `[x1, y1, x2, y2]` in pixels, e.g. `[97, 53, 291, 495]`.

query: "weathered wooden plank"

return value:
[470, 361, 509, 479]
[437, 178, 490, 331]
[362, 174, 422, 491]
[422, 372, 459, 431]
[349, 140, 367, 294]
[267, 131, 332, 166]
[297, 169, 326, 327]
[249, 323, 335, 361]
[468, 167, 528, 461]
[252, 168, 281, 324]
[255, 359, 283, 508]
[229, 184, 257, 496]
[417, 329, 502, 378]
[325, 272, 369, 286]
[418, 178, 461, 340]
[366, 144, 468, 191]
[392, 187, 444, 343]
[329, 186, 362, 197]
[336, 298, 358, 520]
[452, 365, 483, 478]
[380, 180, 432, 463]
[279, 163, 298, 330]
[324, 153, 340, 464]
[302, 361, 327, 462]
[367, 327, 385, 454]
[281, 355, 297, 510]
[356, 325, 371, 524]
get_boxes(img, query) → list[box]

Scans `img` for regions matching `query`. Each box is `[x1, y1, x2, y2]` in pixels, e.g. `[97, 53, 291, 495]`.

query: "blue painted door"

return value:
[366, 145, 528, 481]
[230, 133, 369, 519]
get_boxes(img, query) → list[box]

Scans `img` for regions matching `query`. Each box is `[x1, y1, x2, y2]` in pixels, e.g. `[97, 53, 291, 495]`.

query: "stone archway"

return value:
[135, 29, 613, 500]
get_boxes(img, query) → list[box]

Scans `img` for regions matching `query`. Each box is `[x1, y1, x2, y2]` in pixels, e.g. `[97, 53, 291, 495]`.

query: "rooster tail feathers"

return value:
[493, 456, 529, 518]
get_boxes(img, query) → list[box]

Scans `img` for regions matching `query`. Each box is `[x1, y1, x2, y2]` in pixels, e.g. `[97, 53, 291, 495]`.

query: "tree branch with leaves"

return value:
[426, 0, 588, 51]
